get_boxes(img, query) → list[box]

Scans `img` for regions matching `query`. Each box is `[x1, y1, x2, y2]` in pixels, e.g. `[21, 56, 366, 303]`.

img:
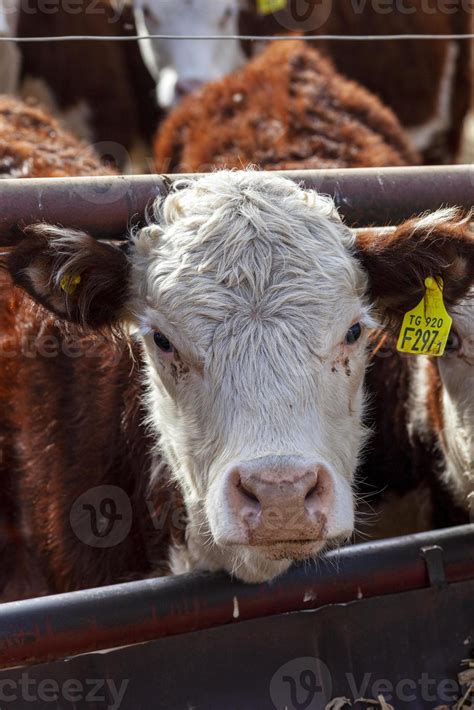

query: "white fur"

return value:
[133, 0, 246, 107]
[128, 171, 376, 582]
[407, 41, 458, 153]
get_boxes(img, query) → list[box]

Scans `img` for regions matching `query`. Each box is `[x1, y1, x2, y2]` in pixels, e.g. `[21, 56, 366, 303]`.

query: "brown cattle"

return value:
[247, 0, 472, 162]
[18, 2, 159, 169]
[154, 41, 419, 172]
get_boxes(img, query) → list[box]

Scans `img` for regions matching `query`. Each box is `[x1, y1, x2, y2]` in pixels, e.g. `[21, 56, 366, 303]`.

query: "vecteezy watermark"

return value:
[0, 674, 129, 709]
[69, 484, 187, 548]
[269, 657, 467, 709]
[69, 485, 133, 548]
[0, 332, 128, 363]
[270, 657, 333, 709]
[1, 0, 129, 22]
[273, 0, 473, 32]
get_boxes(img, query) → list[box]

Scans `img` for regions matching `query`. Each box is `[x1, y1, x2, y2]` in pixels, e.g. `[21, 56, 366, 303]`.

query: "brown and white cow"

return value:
[154, 41, 419, 173]
[3, 166, 474, 595]
[358, 215, 473, 540]
[416, 290, 473, 521]
[137, 0, 471, 161]
[153, 40, 472, 543]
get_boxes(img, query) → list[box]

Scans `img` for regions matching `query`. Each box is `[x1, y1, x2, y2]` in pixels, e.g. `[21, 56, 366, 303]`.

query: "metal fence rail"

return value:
[0, 525, 472, 669]
[0, 165, 472, 245]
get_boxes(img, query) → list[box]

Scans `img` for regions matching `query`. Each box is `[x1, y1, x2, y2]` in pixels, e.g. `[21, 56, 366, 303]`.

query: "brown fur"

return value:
[8, 228, 130, 328]
[358, 336, 471, 542]
[0, 96, 115, 178]
[18, 2, 159, 161]
[356, 211, 474, 328]
[154, 41, 419, 173]
[0, 99, 180, 600]
[244, 0, 472, 162]
[356, 215, 474, 539]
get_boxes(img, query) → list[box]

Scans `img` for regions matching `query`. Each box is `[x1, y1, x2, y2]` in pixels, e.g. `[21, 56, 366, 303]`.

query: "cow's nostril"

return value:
[305, 482, 319, 501]
[237, 480, 259, 504]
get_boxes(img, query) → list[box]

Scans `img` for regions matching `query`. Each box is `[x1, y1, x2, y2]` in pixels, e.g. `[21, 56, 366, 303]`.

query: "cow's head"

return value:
[134, 0, 249, 107]
[9, 173, 474, 582]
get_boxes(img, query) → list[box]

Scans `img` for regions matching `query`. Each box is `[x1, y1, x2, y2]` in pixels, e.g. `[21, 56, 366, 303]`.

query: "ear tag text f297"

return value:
[257, 0, 287, 15]
[397, 277, 452, 357]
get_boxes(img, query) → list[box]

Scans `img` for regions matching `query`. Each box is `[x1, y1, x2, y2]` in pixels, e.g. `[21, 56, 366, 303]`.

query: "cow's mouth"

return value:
[252, 539, 326, 561]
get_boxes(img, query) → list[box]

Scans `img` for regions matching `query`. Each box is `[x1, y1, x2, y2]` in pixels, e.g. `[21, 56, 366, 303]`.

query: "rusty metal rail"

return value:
[0, 165, 472, 245]
[0, 524, 472, 669]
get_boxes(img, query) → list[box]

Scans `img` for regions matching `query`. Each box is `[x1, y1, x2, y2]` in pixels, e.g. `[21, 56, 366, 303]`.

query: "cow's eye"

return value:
[444, 329, 460, 353]
[153, 331, 174, 353]
[345, 323, 362, 345]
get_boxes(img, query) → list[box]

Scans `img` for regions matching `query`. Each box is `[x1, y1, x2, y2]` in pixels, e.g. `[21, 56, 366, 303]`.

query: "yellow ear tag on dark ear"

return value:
[397, 277, 452, 357]
[60, 274, 81, 296]
[257, 0, 287, 15]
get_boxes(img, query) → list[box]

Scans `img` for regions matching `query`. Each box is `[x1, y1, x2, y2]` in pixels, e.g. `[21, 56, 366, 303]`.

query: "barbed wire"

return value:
[0, 32, 473, 42]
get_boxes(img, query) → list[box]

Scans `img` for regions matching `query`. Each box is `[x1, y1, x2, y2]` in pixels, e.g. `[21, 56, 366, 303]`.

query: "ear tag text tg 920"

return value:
[397, 277, 452, 357]
[60, 273, 81, 296]
[257, 0, 287, 15]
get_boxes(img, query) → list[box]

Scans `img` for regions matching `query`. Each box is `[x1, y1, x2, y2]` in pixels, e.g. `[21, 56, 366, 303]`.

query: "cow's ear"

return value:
[7, 226, 130, 328]
[355, 208, 473, 329]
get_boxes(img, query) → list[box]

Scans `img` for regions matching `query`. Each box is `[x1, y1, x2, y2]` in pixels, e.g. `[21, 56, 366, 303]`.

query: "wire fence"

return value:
[0, 32, 473, 42]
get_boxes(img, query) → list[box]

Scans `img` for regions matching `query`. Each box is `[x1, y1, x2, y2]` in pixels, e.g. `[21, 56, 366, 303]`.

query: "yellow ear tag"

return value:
[257, 0, 287, 15]
[397, 277, 452, 357]
[60, 274, 81, 296]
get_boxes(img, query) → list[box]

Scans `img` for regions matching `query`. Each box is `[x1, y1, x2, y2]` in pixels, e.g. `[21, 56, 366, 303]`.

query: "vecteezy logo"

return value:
[70, 485, 133, 548]
[270, 657, 332, 710]
[273, 0, 333, 32]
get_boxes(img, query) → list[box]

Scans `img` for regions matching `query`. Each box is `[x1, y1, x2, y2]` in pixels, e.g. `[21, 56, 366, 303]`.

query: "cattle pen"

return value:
[0, 165, 473, 242]
[0, 164, 473, 709]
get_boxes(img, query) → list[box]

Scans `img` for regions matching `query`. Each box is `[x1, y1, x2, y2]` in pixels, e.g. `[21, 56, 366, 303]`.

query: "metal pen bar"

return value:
[0, 525, 473, 669]
[0, 165, 472, 245]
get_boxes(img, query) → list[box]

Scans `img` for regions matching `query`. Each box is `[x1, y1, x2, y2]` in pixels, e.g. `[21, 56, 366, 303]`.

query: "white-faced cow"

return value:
[3, 168, 474, 597]
[134, 0, 248, 107]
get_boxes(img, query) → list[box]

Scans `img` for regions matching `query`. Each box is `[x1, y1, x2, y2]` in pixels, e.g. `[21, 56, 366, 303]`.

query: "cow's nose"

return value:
[229, 457, 333, 545]
[175, 79, 203, 98]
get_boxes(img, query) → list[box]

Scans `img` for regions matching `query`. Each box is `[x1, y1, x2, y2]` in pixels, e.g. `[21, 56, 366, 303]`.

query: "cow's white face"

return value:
[134, 0, 246, 107]
[130, 172, 374, 582]
[437, 291, 474, 513]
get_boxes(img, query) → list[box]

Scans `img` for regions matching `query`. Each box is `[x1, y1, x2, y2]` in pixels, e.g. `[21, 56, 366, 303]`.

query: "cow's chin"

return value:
[225, 540, 327, 584]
